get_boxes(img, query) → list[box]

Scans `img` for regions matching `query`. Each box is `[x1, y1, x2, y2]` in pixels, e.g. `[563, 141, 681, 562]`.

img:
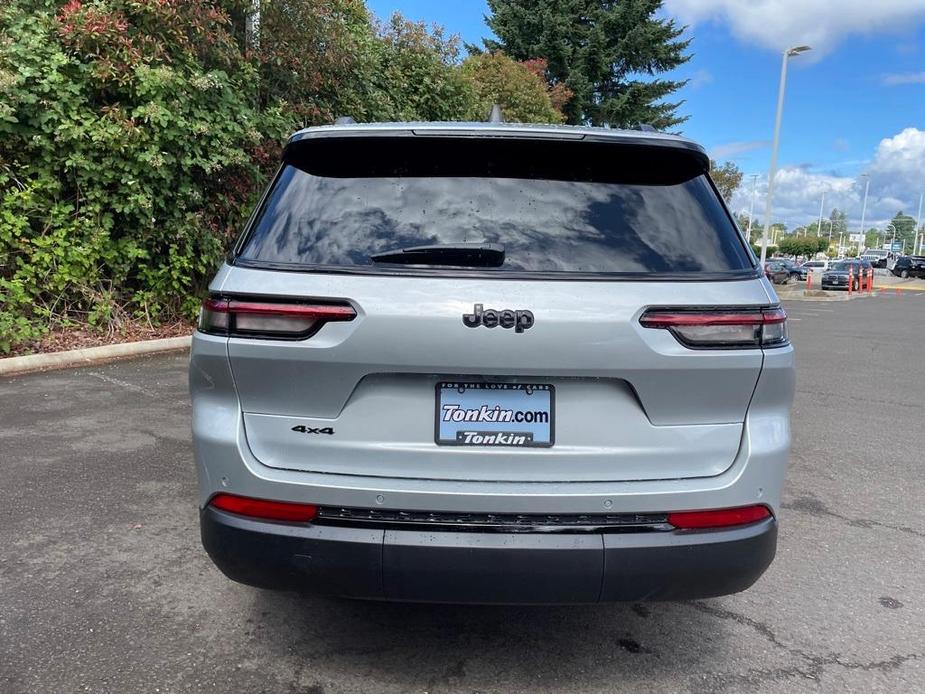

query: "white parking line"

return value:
[87, 372, 157, 398]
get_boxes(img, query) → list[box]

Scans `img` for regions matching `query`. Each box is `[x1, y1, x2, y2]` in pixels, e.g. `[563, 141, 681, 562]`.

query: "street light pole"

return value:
[817, 191, 825, 238]
[746, 174, 759, 241]
[857, 174, 870, 254]
[915, 192, 923, 255]
[760, 45, 812, 266]
[882, 223, 897, 261]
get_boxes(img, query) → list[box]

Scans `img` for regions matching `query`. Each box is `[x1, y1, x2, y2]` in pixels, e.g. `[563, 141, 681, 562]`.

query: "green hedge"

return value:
[0, 1, 564, 353]
[0, 0, 292, 351]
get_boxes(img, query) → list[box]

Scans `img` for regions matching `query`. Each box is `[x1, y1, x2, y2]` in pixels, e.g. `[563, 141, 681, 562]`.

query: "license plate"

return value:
[435, 382, 555, 447]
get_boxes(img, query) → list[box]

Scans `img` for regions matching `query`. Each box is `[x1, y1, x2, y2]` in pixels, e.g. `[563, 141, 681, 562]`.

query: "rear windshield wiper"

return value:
[370, 242, 505, 267]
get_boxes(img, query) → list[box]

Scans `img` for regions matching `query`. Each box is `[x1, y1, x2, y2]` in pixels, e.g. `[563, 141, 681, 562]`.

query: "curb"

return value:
[777, 289, 851, 302]
[0, 335, 191, 377]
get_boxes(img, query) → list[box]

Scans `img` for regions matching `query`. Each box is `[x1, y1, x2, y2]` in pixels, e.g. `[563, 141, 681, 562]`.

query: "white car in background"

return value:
[797, 260, 833, 281]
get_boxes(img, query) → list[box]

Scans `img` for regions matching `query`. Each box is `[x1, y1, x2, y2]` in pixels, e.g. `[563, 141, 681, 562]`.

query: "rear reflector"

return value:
[667, 505, 772, 530]
[640, 307, 788, 348]
[198, 298, 355, 339]
[209, 493, 318, 523]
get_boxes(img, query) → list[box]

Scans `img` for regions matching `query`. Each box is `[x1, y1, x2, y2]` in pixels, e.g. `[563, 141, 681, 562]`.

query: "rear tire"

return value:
[901, 269, 909, 279]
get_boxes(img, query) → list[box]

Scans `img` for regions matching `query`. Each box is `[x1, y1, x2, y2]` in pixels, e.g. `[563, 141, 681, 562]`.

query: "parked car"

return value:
[190, 119, 794, 604]
[765, 260, 792, 284]
[860, 249, 891, 268]
[890, 255, 925, 279]
[771, 258, 802, 281]
[796, 259, 832, 280]
[821, 261, 865, 290]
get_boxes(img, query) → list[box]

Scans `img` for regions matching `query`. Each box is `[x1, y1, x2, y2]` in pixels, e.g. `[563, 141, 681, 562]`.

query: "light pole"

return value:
[881, 222, 897, 263]
[760, 44, 812, 266]
[822, 219, 835, 248]
[857, 174, 870, 254]
[816, 191, 825, 238]
[915, 192, 923, 255]
[746, 174, 759, 241]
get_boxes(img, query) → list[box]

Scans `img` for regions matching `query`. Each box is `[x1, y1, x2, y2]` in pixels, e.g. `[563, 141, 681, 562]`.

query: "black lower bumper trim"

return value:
[201, 507, 777, 603]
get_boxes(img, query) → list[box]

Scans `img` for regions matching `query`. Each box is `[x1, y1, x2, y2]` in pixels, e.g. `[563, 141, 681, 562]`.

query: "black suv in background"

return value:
[891, 256, 925, 279]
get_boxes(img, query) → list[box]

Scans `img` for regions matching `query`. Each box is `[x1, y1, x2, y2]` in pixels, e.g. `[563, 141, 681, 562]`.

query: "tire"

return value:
[901, 269, 909, 279]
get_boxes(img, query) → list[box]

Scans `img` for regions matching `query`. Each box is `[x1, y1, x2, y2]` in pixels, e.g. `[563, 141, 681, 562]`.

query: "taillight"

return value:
[639, 307, 788, 349]
[667, 505, 772, 530]
[209, 493, 318, 523]
[198, 298, 356, 339]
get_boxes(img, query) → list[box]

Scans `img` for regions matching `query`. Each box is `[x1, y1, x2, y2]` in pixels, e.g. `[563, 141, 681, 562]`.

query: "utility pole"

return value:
[858, 174, 870, 254]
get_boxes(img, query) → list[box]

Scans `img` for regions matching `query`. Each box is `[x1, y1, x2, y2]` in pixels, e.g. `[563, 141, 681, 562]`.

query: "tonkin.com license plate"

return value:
[435, 382, 555, 447]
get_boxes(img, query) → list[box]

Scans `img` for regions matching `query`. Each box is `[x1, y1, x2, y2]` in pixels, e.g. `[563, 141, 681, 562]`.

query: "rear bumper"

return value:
[201, 506, 777, 603]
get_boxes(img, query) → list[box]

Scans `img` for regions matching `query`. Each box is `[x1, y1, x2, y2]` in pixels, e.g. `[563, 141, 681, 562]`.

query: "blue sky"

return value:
[367, 0, 925, 231]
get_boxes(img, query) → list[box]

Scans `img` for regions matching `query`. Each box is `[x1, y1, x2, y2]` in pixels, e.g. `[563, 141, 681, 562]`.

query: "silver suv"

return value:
[190, 121, 794, 603]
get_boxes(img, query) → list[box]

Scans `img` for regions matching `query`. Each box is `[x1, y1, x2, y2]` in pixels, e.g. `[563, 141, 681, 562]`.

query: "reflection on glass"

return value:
[242, 167, 751, 274]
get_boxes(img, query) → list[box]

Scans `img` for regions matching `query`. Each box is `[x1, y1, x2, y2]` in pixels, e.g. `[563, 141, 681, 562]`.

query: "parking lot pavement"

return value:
[2, 295, 923, 694]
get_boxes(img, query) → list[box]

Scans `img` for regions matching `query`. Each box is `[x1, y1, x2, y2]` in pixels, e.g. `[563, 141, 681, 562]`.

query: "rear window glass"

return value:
[238, 137, 753, 276]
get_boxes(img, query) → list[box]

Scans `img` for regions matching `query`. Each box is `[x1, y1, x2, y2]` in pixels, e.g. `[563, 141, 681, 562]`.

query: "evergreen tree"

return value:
[888, 211, 917, 249]
[481, 0, 690, 128]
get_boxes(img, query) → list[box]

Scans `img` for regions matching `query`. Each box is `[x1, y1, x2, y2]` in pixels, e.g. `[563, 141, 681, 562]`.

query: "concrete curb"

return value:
[777, 289, 852, 302]
[0, 335, 191, 377]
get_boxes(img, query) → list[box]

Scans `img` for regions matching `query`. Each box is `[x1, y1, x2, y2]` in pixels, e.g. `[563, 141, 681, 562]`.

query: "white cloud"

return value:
[688, 68, 714, 89]
[666, 0, 925, 55]
[727, 127, 925, 230]
[709, 140, 770, 159]
[868, 128, 925, 209]
[882, 72, 925, 86]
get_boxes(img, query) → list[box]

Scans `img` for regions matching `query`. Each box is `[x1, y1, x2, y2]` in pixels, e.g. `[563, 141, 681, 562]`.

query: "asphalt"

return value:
[1, 294, 923, 693]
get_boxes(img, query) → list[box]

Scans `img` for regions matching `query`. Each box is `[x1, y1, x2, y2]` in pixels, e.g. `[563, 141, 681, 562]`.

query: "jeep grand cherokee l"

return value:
[190, 121, 794, 603]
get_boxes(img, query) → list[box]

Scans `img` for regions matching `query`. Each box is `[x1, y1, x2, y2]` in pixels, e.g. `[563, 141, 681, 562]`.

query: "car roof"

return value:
[286, 121, 708, 163]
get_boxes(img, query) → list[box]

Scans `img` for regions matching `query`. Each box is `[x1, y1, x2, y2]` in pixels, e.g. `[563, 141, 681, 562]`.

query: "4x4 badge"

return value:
[462, 304, 534, 333]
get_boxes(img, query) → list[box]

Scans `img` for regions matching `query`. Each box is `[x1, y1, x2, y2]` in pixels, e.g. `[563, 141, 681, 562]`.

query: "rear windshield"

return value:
[238, 137, 754, 277]
[831, 262, 853, 271]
